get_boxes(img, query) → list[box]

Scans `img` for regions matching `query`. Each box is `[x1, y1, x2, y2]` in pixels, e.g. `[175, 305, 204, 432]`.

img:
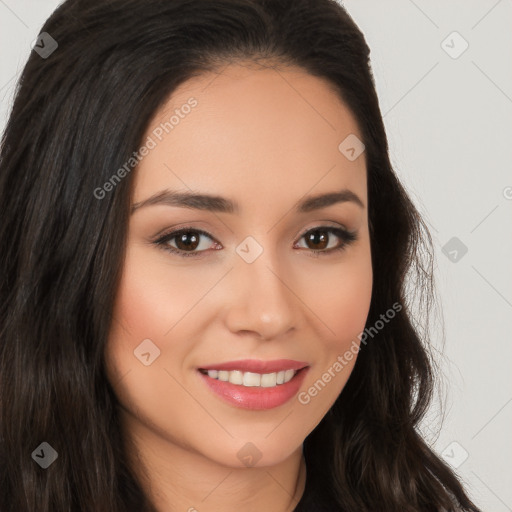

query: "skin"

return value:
[105, 62, 373, 512]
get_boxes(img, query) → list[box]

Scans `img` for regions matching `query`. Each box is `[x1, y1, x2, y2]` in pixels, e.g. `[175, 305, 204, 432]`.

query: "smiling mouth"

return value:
[198, 367, 307, 388]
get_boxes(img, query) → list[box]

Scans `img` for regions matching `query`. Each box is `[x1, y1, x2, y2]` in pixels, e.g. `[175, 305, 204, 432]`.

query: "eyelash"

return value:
[153, 225, 358, 259]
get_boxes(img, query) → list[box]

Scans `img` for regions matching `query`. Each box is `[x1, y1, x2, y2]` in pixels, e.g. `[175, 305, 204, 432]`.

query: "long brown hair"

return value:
[0, 0, 481, 510]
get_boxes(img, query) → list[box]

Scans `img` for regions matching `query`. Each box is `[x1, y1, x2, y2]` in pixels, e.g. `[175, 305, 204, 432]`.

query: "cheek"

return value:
[105, 245, 177, 382]
[307, 246, 373, 352]
[110, 244, 209, 340]
[104, 245, 199, 439]
[105, 241, 223, 391]
[297, 243, 372, 410]
[117, 272, 167, 332]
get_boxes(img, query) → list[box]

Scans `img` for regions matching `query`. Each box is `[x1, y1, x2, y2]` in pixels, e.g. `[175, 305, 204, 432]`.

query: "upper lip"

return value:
[198, 359, 309, 373]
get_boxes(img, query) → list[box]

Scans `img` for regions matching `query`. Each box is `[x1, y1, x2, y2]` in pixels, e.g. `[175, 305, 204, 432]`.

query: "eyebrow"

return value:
[130, 188, 365, 215]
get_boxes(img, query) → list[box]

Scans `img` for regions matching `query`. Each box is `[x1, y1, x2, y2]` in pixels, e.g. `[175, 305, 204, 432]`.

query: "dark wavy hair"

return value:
[0, 0, 482, 510]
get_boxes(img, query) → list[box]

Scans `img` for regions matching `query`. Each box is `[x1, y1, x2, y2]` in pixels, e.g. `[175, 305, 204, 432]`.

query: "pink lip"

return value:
[198, 359, 308, 373]
[197, 366, 310, 410]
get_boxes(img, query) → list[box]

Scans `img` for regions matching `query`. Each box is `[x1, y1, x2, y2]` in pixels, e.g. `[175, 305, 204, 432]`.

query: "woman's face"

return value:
[105, 63, 372, 468]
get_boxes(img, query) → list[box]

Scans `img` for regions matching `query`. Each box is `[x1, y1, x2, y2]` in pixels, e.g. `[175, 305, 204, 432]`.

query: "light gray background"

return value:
[1, 1, 510, 510]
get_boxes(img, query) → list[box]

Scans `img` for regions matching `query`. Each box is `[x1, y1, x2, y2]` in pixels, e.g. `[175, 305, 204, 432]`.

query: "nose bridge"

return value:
[224, 234, 297, 339]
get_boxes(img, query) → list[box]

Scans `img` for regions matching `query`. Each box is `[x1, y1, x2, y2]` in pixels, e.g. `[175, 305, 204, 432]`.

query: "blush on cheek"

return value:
[113, 251, 171, 335]
[317, 270, 372, 350]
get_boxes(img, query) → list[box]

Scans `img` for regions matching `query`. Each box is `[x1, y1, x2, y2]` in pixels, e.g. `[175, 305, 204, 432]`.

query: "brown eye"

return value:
[296, 226, 357, 256]
[174, 231, 201, 251]
[304, 230, 330, 251]
[155, 228, 218, 258]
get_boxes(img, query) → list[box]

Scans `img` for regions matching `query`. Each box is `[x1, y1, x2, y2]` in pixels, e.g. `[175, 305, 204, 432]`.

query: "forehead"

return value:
[133, 63, 367, 209]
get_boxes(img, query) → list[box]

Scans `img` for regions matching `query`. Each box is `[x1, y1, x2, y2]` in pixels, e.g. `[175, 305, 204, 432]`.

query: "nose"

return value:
[223, 248, 298, 341]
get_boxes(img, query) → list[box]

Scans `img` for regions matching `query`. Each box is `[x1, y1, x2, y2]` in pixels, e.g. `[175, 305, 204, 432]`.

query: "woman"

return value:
[0, 0, 482, 510]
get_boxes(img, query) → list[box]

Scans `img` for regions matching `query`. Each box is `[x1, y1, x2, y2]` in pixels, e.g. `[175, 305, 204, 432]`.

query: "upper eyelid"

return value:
[155, 223, 350, 239]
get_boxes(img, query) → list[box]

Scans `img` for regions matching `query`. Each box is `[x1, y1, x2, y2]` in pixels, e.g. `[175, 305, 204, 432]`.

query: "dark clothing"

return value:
[293, 471, 341, 512]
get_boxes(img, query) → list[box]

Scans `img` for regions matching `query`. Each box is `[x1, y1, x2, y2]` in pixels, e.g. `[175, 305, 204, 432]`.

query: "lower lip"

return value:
[197, 368, 309, 410]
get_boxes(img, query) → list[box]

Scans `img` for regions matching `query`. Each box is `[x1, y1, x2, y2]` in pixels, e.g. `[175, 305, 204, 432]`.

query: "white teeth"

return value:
[243, 371, 261, 387]
[218, 370, 229, 382]
[284, 369, 295, 382]
[228, 370, 243, 385]
[204, 368, 298, 387]
[260, 373, 276, 387]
